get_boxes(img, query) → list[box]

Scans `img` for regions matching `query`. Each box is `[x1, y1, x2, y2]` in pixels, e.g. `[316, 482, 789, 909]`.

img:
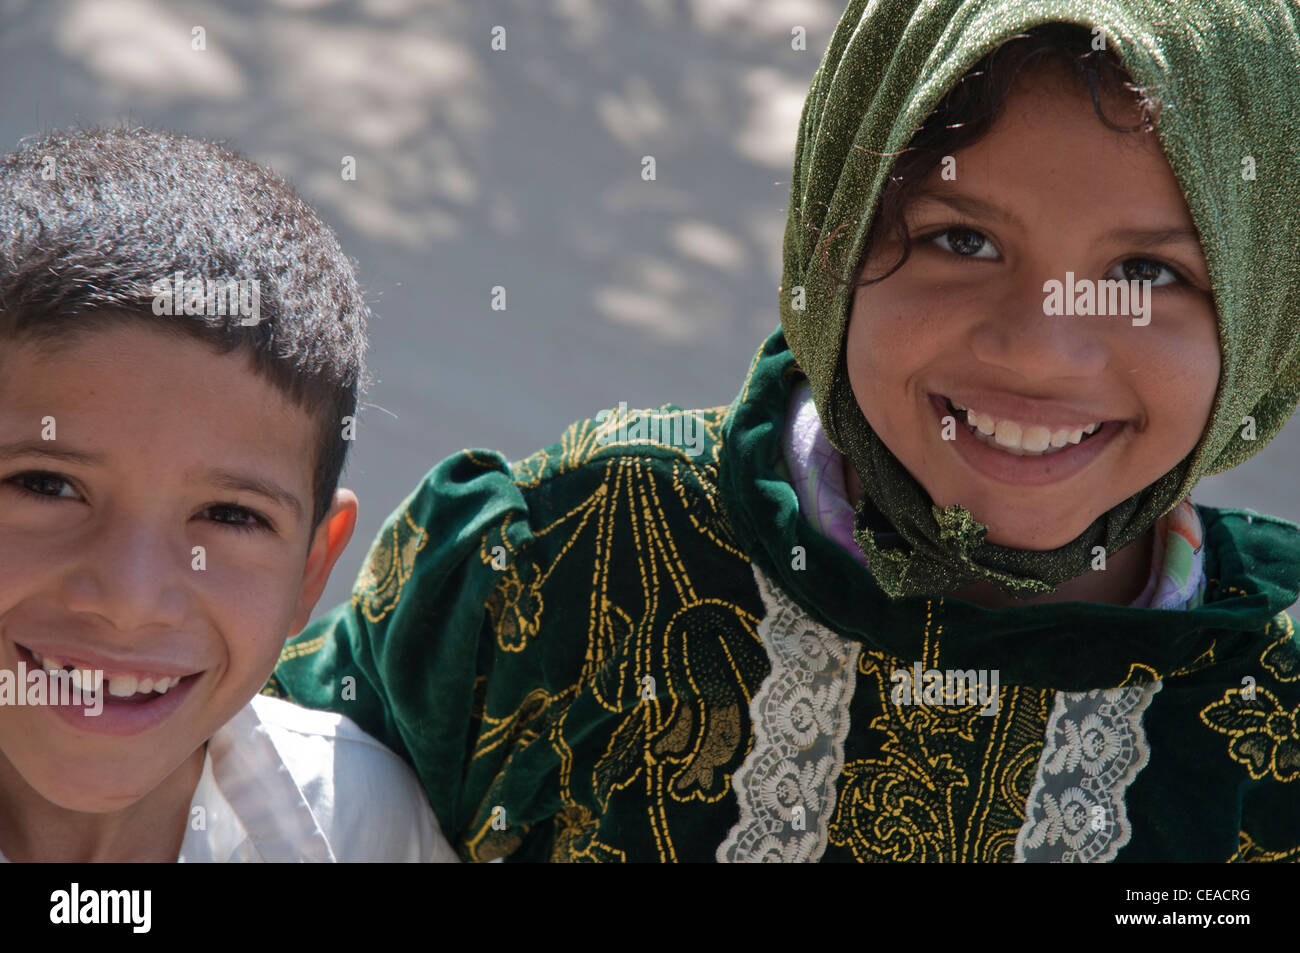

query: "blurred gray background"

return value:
[1, 0, 1294, 620]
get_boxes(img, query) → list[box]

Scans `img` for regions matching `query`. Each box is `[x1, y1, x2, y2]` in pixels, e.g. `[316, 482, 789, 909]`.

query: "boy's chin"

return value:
[19, 760, 172, 815]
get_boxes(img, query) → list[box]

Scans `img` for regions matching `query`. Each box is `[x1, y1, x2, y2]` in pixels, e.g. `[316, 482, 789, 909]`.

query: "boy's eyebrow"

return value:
[0, 441, 304, 520]
[912, 191, 1204, 248]
[202, 468, 305, 522]
[0, 440, 106, 465]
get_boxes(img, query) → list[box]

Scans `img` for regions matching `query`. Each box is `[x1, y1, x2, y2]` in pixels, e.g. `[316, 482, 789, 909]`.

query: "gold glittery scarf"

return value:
[780, 0, 1300, 598]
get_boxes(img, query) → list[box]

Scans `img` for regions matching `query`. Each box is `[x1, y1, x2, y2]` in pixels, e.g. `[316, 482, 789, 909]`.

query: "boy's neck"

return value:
[0, 744, 205, 863]
[842, 459, 1156, 609]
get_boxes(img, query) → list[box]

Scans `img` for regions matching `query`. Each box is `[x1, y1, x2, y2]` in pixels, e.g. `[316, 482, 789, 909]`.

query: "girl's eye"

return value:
[1106, 257, 1182, 287]
[202, 503, 271, 533]
[7, 471, 81, 501]
[926, 226, 999, 260]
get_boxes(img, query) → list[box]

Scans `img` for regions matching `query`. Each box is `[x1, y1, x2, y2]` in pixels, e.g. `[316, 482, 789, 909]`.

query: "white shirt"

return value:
[0, 694, 459, 863]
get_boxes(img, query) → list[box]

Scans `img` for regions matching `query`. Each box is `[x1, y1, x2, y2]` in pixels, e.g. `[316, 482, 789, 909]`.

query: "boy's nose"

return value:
[60, 516, 187, 633]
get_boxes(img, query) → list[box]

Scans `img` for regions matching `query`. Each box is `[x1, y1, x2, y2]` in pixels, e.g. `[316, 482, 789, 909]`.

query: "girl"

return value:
[271, 0, 1300, 862]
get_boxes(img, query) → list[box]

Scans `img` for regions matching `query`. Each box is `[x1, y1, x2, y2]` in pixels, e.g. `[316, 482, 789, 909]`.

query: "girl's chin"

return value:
[940, 504, 1094, 551]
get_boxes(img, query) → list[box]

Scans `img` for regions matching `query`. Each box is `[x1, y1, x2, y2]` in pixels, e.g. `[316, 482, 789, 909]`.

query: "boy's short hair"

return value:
[0, 126, 368, 528]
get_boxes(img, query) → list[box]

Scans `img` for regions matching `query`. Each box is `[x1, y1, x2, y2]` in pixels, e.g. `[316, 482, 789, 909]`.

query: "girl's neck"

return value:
[0, 744, 204, 862]
[842, 458, 1156, 609]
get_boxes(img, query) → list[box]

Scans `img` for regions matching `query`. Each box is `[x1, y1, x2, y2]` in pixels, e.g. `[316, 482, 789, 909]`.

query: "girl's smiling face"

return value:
[845, 62, 1220, 554]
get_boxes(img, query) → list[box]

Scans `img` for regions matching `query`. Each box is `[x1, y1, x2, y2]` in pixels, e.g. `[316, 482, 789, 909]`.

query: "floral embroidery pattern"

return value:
[484, 558, 545, 653]
[718, 565, 859, 863]
[1260, 613, 1299, 683]
[353, 508, 428, 623]
[1015, 684, 1161, 862]
[1200, 687, 1300, 783]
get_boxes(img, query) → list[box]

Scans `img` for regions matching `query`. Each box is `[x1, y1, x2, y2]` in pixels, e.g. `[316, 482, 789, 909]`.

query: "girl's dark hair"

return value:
[840, 22, 1162, 288]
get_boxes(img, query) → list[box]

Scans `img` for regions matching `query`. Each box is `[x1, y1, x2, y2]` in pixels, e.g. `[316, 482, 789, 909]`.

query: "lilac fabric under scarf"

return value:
[781, 382, 1205, 611]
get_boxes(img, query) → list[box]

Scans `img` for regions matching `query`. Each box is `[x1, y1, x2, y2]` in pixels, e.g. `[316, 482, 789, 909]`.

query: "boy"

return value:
[0, 127, 455, 862]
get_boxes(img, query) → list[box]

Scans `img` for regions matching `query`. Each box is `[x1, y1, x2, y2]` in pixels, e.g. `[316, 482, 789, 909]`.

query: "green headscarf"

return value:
[780, 0, 1300, 599]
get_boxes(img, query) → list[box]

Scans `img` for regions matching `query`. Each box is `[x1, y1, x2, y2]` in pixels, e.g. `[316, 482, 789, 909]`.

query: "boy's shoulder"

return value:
[191, 695, 456, 862]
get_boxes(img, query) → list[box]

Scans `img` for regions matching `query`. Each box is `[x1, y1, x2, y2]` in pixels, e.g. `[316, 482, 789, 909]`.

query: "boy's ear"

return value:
[289, 488, 358, 635]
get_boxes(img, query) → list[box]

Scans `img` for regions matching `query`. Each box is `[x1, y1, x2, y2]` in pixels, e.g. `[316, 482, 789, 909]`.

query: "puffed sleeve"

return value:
[272, 448, 535, 854]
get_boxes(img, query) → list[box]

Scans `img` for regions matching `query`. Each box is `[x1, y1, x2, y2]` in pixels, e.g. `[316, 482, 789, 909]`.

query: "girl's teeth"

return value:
[952, 401, 1102, 456]
[993, 420, 1022, 448]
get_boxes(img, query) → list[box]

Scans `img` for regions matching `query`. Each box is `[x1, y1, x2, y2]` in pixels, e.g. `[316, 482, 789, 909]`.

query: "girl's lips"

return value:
[930, 392, 1124, 486]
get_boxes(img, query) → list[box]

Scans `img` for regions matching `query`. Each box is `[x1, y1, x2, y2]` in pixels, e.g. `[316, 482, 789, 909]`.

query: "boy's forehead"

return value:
[0, 322, 317, 500]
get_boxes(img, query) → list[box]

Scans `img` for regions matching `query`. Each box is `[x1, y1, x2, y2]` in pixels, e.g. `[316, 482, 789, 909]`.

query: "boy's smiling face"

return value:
[845, 63, 1220, 551]
[0, 320, 355, 815]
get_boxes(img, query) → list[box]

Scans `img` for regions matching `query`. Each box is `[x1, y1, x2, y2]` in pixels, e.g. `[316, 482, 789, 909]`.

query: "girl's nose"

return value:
[966, 274, 1109, 381]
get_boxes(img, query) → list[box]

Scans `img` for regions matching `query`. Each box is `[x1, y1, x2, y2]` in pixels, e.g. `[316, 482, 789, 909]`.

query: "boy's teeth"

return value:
[23, 647, 182, 696]
[108, 674, 138, 697]
[954, 401, 1101, 456]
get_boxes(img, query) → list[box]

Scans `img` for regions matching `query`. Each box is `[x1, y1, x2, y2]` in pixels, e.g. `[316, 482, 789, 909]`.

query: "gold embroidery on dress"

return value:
[1229, 829, 1300, 862]
[277, 634, 326, 664]
[353, 508, 428, 624]
[1169, 640, 1217, 679]
[1200, 687, 1300, 782]
[1118, 662, 1162, 686]
[551, 804, 627, 862]
[1260, 613, 1299, 682]
[463, 417, 765, 861]
[830, 635, 1051, 862]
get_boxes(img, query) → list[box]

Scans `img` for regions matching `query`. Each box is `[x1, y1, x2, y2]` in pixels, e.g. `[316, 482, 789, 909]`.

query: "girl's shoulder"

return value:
[1195, 503, 1300, 604]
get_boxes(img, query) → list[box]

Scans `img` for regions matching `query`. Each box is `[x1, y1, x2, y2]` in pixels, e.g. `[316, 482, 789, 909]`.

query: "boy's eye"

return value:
[925, 226, 999, 260]
[202, 503, 271, 533]
[7, 471, 81, 500]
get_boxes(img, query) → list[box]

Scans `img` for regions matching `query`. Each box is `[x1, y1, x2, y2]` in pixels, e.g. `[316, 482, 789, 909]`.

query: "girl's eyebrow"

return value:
[0, 440, 105, 465]
[912, 190, 1203, 249]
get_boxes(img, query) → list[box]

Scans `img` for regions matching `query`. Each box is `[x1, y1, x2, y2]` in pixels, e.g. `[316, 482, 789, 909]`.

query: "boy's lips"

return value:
[929, 392, 1125, 486]
[10, 641, 205, 737]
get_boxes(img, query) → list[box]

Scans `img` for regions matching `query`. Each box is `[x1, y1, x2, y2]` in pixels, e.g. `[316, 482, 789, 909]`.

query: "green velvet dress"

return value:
[269, 331, 1300, 862]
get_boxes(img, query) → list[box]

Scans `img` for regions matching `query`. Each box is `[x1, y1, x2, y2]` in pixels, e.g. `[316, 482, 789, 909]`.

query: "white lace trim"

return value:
[1014, 683, 1162, 863]
[717, 564, 860, 862]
